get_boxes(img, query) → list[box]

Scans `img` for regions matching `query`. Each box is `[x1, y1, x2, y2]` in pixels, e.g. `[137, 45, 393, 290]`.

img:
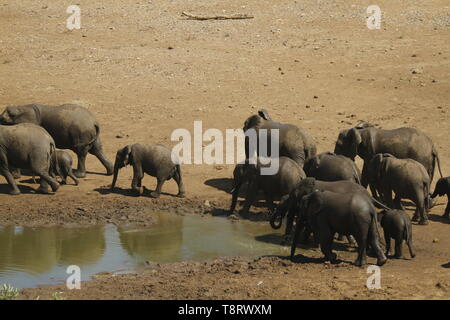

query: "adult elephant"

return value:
[243, 109, 316, 167]
[229, 157, 306, 216]
[366, 153, 431, 225]
[291, 190, 387, 267]
[0, 123, 59, 194]
[303, 152, 361, 184]
[270, 177, 387, 240]
[334, 123, 443, 187]
[0, 104, 113, 178]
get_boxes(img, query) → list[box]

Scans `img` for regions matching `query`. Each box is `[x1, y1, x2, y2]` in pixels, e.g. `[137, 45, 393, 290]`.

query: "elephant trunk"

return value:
[110, 160, 120, 190]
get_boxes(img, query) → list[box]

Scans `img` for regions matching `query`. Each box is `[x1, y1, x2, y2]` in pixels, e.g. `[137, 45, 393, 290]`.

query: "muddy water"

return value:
[0, 214, 288, 289]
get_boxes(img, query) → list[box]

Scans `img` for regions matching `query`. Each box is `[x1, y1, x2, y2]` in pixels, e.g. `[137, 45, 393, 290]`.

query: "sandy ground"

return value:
[0, 0, 449, 299]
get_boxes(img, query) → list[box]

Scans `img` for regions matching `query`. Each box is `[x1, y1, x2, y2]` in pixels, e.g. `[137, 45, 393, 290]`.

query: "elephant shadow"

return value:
[427, 213, 450, 225]
[0, 183, 37, 195]
[86, 170, 112, 176]
[254, 233, 287, 246]
[204, 178, 235, 194]
[93, 186, 179, 198]
[441, 262, 450, 268]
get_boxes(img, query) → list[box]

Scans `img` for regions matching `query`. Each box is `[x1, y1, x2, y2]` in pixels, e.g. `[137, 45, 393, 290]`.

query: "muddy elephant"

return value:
[378, 209, 415, 259]
[367, 153, 430, 225]
[303, 152, 361, 184]
[243, 109, 316, 167]
[0, 123, 59, 194]
[0, 104, 113, 178]
[270, 177, 387, 240]
[291, 190, 387, 267]
[111, 143, 185, 198]
[431, 177, 450, 218]
[229, 157, 306, 216]
[334, 124, 443, 189]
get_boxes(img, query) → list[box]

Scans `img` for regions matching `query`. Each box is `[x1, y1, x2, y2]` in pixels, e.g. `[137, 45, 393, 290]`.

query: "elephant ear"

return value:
[117, 145, 132, 167]
[258, 109, 271, 120]
[348, 128, 362, 158]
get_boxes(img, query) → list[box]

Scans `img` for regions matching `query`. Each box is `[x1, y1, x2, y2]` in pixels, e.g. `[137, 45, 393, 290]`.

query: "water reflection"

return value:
[0, 214, 286, 288]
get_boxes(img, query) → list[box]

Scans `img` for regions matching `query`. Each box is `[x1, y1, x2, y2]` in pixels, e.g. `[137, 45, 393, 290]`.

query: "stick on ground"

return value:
[181, 11, 254, 21]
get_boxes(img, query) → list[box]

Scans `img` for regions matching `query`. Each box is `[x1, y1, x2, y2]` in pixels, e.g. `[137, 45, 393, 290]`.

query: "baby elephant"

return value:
[431, 177, 450, 218]
[111, 143, 185, 198]
[53, 150, 78, 185]
[378, 209, 415, 259]
[303, 152, 361, 184]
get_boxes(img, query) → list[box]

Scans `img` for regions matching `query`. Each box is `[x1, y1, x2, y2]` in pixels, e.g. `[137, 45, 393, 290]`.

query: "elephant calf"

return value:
[111, 143, 185, 198]
[303, 152, 361, 184]
[229, 157, 306, 216]
[378, 209, 415, 259]
[367, 153, 431, 225]
[431, 177, 450, 218]
[53, 150, 78, 185]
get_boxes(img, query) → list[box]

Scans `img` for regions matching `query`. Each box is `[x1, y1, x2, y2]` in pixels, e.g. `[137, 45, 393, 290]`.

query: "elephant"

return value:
[334, 124, 443, 189]
[367, 153, 431, 225]
[431, 177, 450, 218]
[111, 143, 185, 198]
[291, 190, 387, 267]
[0, 104, 114, 178]
[377, 209, 415, 259]
[271, 178, 378, 237]
[303, 152, 361, 184]
[53, 150, 79, 185]
[0, 123, 60, 194]
[229, 157, 306, 216]
[243, 109, 316, 167]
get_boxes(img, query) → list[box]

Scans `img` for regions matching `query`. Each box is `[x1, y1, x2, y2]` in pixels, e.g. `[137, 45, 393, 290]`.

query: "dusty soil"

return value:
[1, 0, 449, 299]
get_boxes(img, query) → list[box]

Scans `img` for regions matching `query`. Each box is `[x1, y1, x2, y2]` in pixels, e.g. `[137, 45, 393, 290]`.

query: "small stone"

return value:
[204, 200, 211, 207]
[411, 68, 423, 74]
[168, 46, 174, 50]
[432, 238, 440, 243]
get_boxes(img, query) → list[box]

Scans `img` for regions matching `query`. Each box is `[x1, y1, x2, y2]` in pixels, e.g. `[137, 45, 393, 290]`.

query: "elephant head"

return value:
[334, 123, 375, 160]
[431, 177, 450, 198]
[243, 109, 271, 132]
[111, 145, 132, 189]
[0, 105, 41, 125]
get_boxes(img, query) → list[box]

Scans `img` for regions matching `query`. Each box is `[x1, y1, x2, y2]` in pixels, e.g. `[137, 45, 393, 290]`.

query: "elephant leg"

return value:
[172, 167, 185, 198]
[354, 233, 368, 267]
[131, 166, 144, 196]
[240, 181, 258, 216]
[10, 166, 21, 179]
[393, 237, 404, 259]
[150, 177, 165, 198]
[285, 206, 296, 237]
[416, 196, 428, 225]
[444, 196, 450, 218]
[394, 195, 404, 210]
[368, 222, 387, 266]
[266, 195, 275, 213]
[88, 137, 114, 175]
[67, 166, 79, 185]
[37, 173, 59, 194]
[384, 233, 391, 257]
[73, 147, 89, 178]
[229, 182, 242, 215]
[0, 168, 20, 195]
[407, 231, 416, 258]
[320, 227, 336, 263]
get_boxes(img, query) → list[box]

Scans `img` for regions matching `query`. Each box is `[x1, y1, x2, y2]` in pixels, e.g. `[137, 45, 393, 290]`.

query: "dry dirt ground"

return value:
[0, 0, 449, 299]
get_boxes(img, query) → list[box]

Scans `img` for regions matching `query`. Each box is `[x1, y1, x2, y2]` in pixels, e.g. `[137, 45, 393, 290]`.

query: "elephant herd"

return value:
[0, 104, 449, 267]
[231, 109, 448, 267]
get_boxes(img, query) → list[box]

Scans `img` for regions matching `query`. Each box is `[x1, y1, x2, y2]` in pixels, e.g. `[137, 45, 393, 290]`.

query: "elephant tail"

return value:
[432, 145, 444, 178]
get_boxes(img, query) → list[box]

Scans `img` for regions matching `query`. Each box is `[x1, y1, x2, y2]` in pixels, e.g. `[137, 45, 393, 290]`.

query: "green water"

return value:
[0, 214, 288, 289]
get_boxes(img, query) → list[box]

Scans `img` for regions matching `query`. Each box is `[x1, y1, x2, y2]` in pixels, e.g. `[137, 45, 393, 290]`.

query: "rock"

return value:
[411, 68, 423, 74]
[433, 238, 440, 243]
[204, 200, 211, 207]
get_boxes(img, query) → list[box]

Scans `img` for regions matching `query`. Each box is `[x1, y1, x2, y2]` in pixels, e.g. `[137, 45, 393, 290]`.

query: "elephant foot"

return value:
[393, 254, 404, 259]
[149, 191, 161, 198]
[177, 192, 185, 198]
[73, 169, 86, 178]
[50, 183, 60, 192]
[9, 189, 20, 195]
[37, 187, 51, 194]
[327, 253, 337, 264]
[418, 218, 429, 225]
[411, 215, 419, 222]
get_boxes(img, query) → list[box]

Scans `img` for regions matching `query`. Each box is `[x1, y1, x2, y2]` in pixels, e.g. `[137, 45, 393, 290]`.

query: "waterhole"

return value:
[0, 213, 288, 289]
